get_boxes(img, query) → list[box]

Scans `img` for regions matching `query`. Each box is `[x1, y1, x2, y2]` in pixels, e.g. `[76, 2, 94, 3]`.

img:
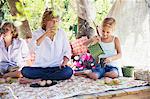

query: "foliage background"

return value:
[1, 0, 112, 40]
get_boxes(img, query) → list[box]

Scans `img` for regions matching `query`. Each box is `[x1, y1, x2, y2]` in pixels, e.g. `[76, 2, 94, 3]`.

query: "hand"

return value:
[104, 57, 112, 64]
[60, 56, 69, 69]
[59, 62, 67, 69]
[46, 27, 56, 34]
[91, 36, 101, 44]
[36, 28, 57, 45]
[45, 28, 54, 35]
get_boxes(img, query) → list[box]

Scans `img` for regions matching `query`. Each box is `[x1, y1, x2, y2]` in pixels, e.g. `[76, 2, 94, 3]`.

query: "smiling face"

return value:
[101, 26, 113, 39]
[101, 17, 116, 39]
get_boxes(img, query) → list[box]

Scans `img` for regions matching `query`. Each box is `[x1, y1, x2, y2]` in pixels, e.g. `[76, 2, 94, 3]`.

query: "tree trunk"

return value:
[76, 0, 95, 39]
[0, 0, 6, 25]
[7, 0, 32, 39]
[0, 8, 4, 25]
[77, 17, 94, 39]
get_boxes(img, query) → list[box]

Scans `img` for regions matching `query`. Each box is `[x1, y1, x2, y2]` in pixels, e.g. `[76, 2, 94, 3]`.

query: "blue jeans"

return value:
[21, 66, 73, 80]
[92, 65, 119, 79]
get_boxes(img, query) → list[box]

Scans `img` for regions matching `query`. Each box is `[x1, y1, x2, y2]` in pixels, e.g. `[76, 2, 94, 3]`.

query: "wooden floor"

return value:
[70, 86, 150, 99]
[0, 85, 149, 99]
[110, 91, 150, 99]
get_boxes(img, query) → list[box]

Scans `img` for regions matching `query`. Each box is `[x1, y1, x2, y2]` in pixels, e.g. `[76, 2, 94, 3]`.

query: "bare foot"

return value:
[0, 78, 6, 84]
[104, 77, 113, 84]
[18, 77, 41, 84]
[74, 71, 87, 76]
[74, 71, 88, 78]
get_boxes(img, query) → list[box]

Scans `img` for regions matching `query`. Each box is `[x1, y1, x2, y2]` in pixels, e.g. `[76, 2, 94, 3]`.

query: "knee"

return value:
[64, 66, 73, 79]
[21, 67, 32, 77]
[88, 72, 99, 80]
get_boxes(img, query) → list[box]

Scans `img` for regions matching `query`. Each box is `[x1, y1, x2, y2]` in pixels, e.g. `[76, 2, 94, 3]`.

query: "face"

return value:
[101, 26, 113, 39]
[2, 26, 13, 37]
[46, 18, 59, 30]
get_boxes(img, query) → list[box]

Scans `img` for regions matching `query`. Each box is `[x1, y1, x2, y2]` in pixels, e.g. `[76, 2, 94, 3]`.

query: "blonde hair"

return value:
[2, 22, 18, 38]
[102, 17, 116, 28]
[41, 8, 59, 30]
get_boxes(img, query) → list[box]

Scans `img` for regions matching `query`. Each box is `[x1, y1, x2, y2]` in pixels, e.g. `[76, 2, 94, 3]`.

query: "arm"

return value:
[60, 31, 72, 68]
[61, 56, 69, 67]
[105, 37, 122, 63]
[36, 28, 57, 46]
[83, 38, 93, 46]
[83, 36, 101, 46]
[36, 32, 47, 46]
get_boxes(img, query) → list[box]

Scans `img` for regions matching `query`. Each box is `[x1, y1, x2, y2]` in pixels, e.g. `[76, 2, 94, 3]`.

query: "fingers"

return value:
[45, 28, 55, 34]
[46, 26, 57, 32]
[92, 36, 100, 43]
[104, 58, 111, 64]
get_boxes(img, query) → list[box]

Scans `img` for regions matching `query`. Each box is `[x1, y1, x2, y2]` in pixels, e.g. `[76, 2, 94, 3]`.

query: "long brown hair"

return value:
[41, 8, 59, 30]
[2, 22, 18, 38]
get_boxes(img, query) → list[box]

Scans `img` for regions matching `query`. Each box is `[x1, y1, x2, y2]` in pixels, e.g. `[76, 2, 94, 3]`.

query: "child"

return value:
[75, 17, 122, 80]
[0, 22, 31, 79]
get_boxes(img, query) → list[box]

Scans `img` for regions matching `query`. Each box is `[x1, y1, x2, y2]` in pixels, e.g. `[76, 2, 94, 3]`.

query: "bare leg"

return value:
[74, 72, 88, 78]
[18, 77, 41, 84]
[87, 71, 118, 80]
[74, 71, 86, 76]
[3, 71, 22, 79]
[0, 78, 6, 83]
[104, 71, 118, 78]
[87, 72, 99, 80]
[74, 70, 92, 78]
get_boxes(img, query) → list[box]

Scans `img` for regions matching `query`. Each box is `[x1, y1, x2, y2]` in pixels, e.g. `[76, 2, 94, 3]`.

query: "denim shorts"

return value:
[92, 65, 119, 79]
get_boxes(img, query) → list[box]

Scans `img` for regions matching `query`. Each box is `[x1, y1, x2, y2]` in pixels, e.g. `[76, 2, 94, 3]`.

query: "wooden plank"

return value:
[110, 91, 150, 99]
[70, 86, 150, 99]
[96, 92, 113, 99]
[108, 90, 127, 97]
[68, 95, 97, 99]
[123, 86, 150, 95]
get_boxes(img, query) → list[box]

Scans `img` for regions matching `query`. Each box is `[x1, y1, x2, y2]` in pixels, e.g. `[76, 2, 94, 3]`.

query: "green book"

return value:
[88, 42, 105, 59]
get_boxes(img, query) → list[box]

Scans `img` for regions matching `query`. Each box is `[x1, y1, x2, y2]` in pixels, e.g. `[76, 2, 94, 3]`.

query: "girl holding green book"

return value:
[75, 17, 122, 80]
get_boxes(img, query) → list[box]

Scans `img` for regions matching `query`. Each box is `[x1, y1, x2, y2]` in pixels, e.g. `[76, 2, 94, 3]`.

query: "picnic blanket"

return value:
[0, 76, 148, 99]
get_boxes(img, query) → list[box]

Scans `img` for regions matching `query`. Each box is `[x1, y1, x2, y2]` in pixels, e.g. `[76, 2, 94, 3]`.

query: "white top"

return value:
[0, 38, 30, 70]
[99, 36, 122, 76]
[30, 28, 72, 68]
[99, 37, 118, 66]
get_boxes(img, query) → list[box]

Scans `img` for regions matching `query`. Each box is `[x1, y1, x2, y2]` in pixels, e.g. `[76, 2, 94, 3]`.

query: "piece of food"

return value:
[40, 80, 46, 86]
[46, 80, 52, 85]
